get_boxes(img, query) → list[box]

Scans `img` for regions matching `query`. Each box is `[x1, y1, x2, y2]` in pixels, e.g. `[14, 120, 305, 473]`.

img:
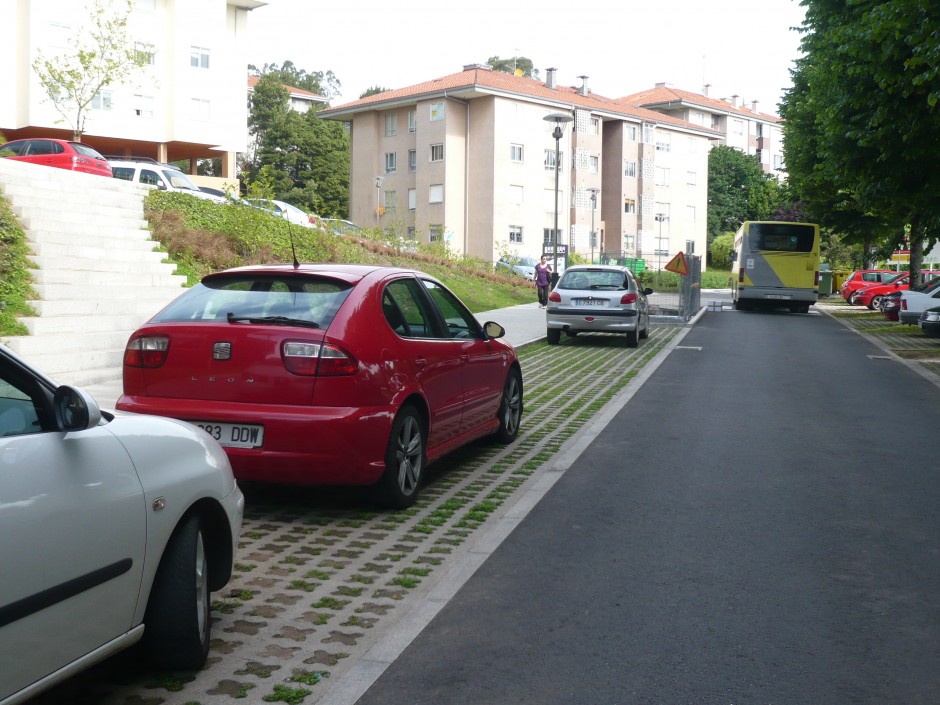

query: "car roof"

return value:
[204, 263, 431, 285]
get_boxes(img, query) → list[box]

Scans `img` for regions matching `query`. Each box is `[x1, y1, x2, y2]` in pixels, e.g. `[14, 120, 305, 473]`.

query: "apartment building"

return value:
[1, 0, 265, 180]
[319, 65, 719, 270]
[622, 83, 785, 177]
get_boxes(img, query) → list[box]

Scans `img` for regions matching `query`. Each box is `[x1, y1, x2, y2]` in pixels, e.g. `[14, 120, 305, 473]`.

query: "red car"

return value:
[117, 264, 523, 508]
[0, 137, 112, 177]
[840, 269, 897, 301]
[852, 271, 940, 309]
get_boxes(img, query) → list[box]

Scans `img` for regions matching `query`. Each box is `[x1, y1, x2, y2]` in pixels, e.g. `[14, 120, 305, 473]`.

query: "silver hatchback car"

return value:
[546, 265, 652, 347]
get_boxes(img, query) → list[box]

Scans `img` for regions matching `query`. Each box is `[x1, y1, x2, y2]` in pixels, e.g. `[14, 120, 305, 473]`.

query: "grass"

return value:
[0, 196, 38, 335]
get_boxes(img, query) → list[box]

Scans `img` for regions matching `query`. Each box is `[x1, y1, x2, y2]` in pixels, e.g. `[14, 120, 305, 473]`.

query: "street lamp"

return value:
[374, 176, 383, 226]
[655, 212, 669, 282]
[588, 187, 599, 264]
[543, 112, 573, 286]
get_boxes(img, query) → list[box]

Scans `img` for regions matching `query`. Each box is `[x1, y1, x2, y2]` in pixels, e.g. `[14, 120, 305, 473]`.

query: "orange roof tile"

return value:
[619, 85, 780, 122]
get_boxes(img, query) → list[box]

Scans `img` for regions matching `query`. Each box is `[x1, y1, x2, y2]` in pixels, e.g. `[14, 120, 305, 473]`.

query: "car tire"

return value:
[376, 405, 425, 509]
[143, 514, 211, 670]
[626, 328, 639, 348]
[546, 328, 561, 345]
[639, 312, 650, 339]
[494, 367, 523, 444]
[566, 330, 579, 337]
[868, 295, 882, 310]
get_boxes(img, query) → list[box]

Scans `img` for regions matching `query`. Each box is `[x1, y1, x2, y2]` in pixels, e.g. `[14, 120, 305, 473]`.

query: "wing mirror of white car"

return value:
[482, 321, 506, 340]
[53, 386, 103, 431]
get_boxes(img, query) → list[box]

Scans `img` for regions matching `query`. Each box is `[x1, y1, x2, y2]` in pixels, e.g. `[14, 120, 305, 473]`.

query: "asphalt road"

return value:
[353, 308, 940, 705]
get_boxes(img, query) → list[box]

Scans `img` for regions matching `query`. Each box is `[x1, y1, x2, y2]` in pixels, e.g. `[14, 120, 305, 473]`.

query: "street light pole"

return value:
[655, 212, 668, 283]
[588, 187, 598, 264]
[543, 113, 573, 286]
[374, 176, 383, 227]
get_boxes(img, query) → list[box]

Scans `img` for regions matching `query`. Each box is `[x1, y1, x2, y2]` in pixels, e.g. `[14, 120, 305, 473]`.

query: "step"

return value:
[31, 241, 169, 263]
[26, 255, 178, 276]
[3, 347, 127, 383]
[7, 329, 134, 358]
[33, 282, 186, 301]
[28, 294, 180, 318]
[26, 227, 155, 248]
[31, 268, 186, 287]
[19, 212, 151, 235]
[7, 188, 145, 212]
[20, 312, 155, 335]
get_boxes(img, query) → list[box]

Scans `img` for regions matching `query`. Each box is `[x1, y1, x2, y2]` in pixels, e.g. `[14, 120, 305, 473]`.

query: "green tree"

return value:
[248, 61, 340, 100]
[360, 86, 391, 99]
[486, 56, 539, 79]
[709, 233, 735, 268]
[32, 0, 152, 141]
[780, 0, 940, 285]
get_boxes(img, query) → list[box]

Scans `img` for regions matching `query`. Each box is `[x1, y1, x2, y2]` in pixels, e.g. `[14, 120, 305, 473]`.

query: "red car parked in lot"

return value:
[840, 269, 898, 301]
[852, 271, 940, 309]
[0, 137, 112, 177]
[117, 264, 524, 508]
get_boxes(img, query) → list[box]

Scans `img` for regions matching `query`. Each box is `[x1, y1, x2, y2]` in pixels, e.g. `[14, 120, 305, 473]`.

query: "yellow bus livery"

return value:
[731, 221, 821, 313]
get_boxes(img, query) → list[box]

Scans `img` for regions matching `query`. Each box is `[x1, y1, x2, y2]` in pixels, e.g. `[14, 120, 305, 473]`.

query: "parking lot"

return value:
[35, 325, 683, 705]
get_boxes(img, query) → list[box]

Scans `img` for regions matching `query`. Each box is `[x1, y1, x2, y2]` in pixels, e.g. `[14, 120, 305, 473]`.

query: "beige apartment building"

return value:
[1, 0, 265, 180]
[622, 83, 785, 177]
[320, 65, 720, 270]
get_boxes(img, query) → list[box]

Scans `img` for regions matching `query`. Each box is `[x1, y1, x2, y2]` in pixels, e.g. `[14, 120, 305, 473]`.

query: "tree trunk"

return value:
[909, 213, 923, 288]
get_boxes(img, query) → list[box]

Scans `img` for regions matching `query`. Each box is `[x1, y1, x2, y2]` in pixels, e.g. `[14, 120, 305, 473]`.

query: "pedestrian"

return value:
[534, 255, 552, 308]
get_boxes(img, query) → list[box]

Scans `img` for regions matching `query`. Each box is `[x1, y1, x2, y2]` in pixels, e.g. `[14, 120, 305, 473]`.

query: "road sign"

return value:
[664, 251, 688, 276]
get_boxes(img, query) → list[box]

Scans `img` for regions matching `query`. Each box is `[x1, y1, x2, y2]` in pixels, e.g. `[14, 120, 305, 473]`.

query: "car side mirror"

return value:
[482, 321, 505, 340]
[53, 386, 102, 431]
[729, 250, 737, 261]
[643, 287, 654, 295]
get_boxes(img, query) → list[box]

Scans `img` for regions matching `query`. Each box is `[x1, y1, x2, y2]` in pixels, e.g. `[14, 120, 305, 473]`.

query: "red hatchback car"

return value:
[0, 137, 112, 177]
[117, 264, 523, 508]
[852, 271, 940, 309]
[840, 269, 898, 302]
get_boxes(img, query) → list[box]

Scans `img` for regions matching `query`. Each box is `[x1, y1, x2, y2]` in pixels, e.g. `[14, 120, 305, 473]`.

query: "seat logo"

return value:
[212, 342, 232, 360]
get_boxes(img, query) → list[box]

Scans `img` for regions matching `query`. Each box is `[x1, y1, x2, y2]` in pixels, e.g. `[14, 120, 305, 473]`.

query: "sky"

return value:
[244, 0, 807, 115]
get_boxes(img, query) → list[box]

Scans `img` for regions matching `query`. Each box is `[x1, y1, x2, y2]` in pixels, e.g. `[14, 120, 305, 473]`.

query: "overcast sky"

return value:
[245, 0, 807, 115]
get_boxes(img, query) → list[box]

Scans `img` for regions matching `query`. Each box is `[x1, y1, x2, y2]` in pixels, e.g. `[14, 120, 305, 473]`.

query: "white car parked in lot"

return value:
[245, 198, 316, 228]
[0, 343, 243, 705]
[898, 276, 940, 324]
[109, 157, 228, 204]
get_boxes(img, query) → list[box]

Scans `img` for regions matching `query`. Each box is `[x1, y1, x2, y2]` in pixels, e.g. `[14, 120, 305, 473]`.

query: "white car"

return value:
[0, 343, 243, 705]
[109, 158, 228, 204]
[898, 277, 940, 324]
[246, 198, 315, 228]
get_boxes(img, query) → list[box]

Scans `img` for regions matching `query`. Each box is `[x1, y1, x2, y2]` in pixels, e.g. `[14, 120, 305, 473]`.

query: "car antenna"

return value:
[282, 212, 300, 269]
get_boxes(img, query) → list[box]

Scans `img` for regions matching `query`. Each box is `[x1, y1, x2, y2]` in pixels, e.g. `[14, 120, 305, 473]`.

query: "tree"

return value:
[780, 0, 940, 285]
[360, 86, 391, 99]
[32, 0, 152, 141]
[486, 56, 539, 79]
[248, 61, 341, 100]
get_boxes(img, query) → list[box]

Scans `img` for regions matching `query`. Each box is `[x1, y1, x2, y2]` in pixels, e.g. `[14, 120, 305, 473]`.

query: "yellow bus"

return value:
[731, 221, 821, 313]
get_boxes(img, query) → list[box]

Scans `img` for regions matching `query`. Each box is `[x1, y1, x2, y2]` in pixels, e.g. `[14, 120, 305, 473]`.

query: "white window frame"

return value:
[190, 46, 210, 69]
[624, 161, 637, 178]
[509, 185, 523, 204]
[430, 102, 444, 121]
[430, 143, 444, 162]
[687, 171, 697, 186]
[655, 167, 670, 187]
[190, 98, 210, 121]
[624, 198, 636, 214]
[385, 113, 397, 136]
[544, 149, 563, 171]
[429, 184, 444, 203]
[408, 110, 416, 132]
[133, 94, 154, 118]
[509, 225, 523, 243]
[589, 155, 599, 173]
[510, 143, 524, 162]
[408, 188, 416, 210]
[655, 133, 671, 152]
[408, 149, 416, 172]
[91, 90, 113, 111]
[384, 152, 397, 174]
[686, 205, 696, 222]
[625, 125, 637, 141]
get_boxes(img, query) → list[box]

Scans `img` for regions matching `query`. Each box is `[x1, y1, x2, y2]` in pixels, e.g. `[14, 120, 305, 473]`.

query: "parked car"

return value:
[116, 264, 523, 508]
[0, 343, 243, 704]
[0, 137, 112, 177]
[853, 271, 940, 309]
[322, 218, 363, 236]
[496, 256, 538, 279]
[109, 157, 227, 203]
[898, 276, 940, 324]
[245, 199, 316, 228]
[545, 264, 652, 347]
[840, 269, 898, 302]
[880, 291, 902, 321]
[918, 305, 940, 338]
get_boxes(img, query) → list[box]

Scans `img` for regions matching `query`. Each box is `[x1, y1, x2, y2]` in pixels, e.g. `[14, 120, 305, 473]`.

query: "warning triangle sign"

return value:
[664, 251, 689, 276]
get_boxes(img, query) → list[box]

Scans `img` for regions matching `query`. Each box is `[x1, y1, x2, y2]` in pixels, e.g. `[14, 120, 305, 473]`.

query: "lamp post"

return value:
[543, 112, 573, 286]
[374, 176, 383, 226]
[588, 187, 599, 264]
[655, 212, 668, 283]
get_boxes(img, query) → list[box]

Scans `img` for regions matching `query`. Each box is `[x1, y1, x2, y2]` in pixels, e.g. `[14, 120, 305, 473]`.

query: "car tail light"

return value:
[548, 292, 561, 302]
[620, 293, 638, 304]
[282, 341, 357, 377]
[901, 299, 908, 310]
[124, 335, 170, 368]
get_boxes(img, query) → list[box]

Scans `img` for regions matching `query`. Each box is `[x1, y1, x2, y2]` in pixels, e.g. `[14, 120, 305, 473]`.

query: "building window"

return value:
[655, 133, 671, 152]
[544, 150, 563, 171]
[407, 226, 416, 238]
[190, 46, 210, 69]
[135, 42, 155, 65]
[589, 155, 599, 173]
[430, 102, 444, 121]
[408, 149, 416, 172]
[510, 144, 524, 162]
[385, 114, 397, 136]
[624, 161, 636, 178]
[686, 205, 696, 222]
[624, 199, 636, 214]
[655, 167, 670, 186]
[509, 225, 524, 243]
[408, 110, 416, 132]
[430, 144, 444, 162]
[774, 154, 785, 170]
[732, 119, 744, 135]
[133, 94, 154, 118]
[687, 171, 697, 186]
[543, 228, 561, 244]
[430, 225, 443, 241]
[135, 0, 156, 9]
[385, 152, 397, 174]
[408, 188, 416, 210]
[91, 91, 112, 111]
[642, 124, 655, 144]
[625, 125, 637, 141]
[429, 184, 444, 203]
[384, 190, 397, 212]
[591, 117, 600, 134]
[624, 234, 635, 249]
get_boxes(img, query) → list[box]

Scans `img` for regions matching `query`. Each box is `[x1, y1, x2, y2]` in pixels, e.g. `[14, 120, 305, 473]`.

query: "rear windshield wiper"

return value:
[226, 312, 320, 328]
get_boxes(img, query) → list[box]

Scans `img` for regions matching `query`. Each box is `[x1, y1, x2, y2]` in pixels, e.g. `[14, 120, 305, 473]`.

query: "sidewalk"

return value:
[82, 303, 548, 409]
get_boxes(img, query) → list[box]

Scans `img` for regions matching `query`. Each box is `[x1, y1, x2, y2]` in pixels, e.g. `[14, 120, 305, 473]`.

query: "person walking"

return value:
[534, 255, 553, 308]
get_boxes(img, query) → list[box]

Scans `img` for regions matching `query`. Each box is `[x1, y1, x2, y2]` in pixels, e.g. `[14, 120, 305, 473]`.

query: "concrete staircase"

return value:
[0, 158, 187, 387]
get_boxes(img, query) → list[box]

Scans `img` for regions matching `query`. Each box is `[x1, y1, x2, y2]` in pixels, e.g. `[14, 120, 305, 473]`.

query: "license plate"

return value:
[766, 294, 792, 300]
[193, 421, 264, 448]
[573, 298, 605, 306]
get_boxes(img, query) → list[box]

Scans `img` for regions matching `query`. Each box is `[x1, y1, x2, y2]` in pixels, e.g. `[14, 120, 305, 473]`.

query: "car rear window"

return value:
[151, 274, 354, 328]
[71, 143, 105, 159]
[559, 270, 628, 290]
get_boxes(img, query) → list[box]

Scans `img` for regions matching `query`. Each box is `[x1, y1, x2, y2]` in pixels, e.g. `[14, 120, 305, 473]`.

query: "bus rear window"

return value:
[751, 223, 816, 252]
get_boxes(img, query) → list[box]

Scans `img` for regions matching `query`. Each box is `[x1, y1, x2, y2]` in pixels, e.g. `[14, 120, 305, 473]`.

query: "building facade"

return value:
[320, 66, 718, 271]
[1, 0, 265, 180]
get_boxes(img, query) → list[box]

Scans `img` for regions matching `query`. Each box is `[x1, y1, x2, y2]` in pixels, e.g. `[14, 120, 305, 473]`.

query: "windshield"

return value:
[164, 170, 200, 191]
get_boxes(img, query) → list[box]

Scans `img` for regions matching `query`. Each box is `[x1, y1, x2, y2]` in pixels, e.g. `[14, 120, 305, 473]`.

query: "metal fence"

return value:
[647, 253, 702, 323]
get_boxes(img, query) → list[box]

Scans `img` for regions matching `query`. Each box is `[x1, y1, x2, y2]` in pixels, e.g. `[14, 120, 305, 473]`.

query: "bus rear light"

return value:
[124, 335, 170, 368]
[738, 269, 745, 284]
[815, 271, 820, 286]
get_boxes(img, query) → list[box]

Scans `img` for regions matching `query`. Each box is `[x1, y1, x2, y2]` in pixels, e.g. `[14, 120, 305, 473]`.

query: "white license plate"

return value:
[766, 294, 792, 300]
[193, 421, 264, 448]
[574, 298, 605, 306]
